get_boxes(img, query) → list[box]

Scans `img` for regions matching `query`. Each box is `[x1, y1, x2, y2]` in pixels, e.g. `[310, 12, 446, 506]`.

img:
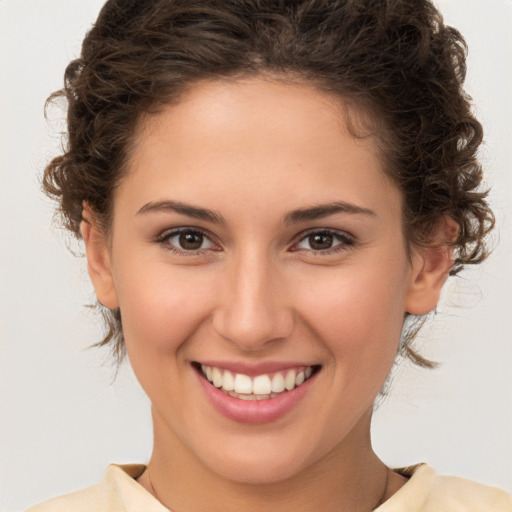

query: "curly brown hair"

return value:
[43, 0, 494, 366]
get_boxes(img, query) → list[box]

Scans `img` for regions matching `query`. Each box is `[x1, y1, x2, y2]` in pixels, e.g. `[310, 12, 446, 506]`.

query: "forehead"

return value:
[121, 77, 401, 222]
[138, 77, 377, 156]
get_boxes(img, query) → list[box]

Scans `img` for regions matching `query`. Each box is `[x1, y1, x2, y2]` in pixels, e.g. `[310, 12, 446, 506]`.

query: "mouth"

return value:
[193, 362, 322, 401]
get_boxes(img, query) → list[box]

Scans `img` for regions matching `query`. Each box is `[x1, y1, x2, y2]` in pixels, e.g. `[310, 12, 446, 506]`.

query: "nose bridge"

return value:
[213, 244, 293, 350]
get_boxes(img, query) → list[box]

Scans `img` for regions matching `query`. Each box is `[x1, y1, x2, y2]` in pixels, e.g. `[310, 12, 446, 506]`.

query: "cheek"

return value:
[295, 255, 409, 370]
[113, 260, 216, 357]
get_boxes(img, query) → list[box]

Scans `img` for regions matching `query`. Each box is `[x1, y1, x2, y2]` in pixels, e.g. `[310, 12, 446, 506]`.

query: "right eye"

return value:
[157, 228, 217, 254]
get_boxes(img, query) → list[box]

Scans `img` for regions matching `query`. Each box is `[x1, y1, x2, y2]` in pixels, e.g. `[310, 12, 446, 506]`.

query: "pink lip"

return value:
[198, 360, 315, 377]
[195, 367, 318, 424]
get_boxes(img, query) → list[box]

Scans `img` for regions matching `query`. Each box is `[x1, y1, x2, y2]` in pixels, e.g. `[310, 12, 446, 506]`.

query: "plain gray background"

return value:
[1, 1, 511, 510]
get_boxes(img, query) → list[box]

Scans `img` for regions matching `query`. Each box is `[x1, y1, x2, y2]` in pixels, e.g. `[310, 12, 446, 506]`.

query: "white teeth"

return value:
[252, 374, 272, 395]
[222, 370, 234, 391]
[284, 370, 296, 391]
[234, 373, 253, 394]
[271, 372, 285, 393]
[238, 393, 258, 401]
[212, 367, 223, 388]
[200, 365, 316, 398]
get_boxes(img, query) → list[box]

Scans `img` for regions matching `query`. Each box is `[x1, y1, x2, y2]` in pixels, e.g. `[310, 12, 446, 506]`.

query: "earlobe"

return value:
[405, 217, 458, 315]
[81, 209, 119, 309]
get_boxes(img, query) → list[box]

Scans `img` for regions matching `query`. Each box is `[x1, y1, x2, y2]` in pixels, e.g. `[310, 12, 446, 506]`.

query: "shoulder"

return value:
[425, 472, 512, 511]
[26, 481, 104, 512]
[26, 464, 169, 512]
[426, 470, 512, 511]
[377, 464, 512, 512]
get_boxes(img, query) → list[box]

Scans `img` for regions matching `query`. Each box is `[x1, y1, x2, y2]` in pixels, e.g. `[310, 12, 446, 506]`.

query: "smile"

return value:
[200, 364, 318, 400]
[193, 361, 321, 423]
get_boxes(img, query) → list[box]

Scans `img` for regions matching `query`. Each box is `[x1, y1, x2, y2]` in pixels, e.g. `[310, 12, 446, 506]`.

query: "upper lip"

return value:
[195, 360, 319, 376]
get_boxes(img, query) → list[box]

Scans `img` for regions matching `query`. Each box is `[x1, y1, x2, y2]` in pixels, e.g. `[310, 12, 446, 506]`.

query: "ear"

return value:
[81, 207, 119, 309]
[405, 217, 458, 315]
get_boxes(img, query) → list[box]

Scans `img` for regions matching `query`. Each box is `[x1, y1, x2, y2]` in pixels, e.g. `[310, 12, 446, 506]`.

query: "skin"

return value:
[83, 77, 453, 512]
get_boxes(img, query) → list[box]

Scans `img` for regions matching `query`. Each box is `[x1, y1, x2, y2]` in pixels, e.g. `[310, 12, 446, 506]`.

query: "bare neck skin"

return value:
[137, 407, 407, 512]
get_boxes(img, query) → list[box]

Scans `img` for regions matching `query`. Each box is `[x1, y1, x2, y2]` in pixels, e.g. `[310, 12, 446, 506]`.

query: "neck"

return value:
[138, 407, 402, 512]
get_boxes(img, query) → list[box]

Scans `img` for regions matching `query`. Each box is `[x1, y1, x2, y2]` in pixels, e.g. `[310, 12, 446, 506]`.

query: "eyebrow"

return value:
[136, 199, 376, 225]
[283, 201, 376, 224]
[137, 200, 226, 224]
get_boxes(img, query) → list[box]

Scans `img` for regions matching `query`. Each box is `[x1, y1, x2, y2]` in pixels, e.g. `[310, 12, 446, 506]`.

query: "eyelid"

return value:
[154, 226, 354, 256]
[156, 226, 221, 254]
[290, 228, 355, 253]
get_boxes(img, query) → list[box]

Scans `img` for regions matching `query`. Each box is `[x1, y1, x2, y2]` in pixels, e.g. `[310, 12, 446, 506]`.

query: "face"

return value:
[85, 78, 445, 484]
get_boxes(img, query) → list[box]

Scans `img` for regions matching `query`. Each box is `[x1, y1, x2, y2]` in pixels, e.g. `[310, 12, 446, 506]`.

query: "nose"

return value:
[212, 248, 294, 351]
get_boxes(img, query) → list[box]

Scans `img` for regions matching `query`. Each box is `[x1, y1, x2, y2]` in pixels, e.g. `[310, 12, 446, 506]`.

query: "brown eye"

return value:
[179, 231, 204, 250]
[160, 228, 216, 253]
[308, 233, 333, 250]
[294, 230, 353, 253]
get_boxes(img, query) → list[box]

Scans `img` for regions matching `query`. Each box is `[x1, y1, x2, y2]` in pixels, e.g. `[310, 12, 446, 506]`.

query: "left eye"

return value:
[160, 229, 216, 252]
[295, 231, 352, 251]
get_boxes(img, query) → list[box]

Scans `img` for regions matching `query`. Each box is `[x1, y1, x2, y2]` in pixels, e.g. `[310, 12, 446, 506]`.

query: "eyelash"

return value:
[292, 229, 354, 255]
[155, 228, 355, 256]
[156, 227, 219, 256]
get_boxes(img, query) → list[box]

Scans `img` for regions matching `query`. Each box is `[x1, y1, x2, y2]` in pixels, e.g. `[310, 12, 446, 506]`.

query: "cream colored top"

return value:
[27, 463, 512, 512]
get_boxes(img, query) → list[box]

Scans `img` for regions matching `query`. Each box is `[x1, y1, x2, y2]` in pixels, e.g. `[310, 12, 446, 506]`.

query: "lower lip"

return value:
[196, 369, 317, 424]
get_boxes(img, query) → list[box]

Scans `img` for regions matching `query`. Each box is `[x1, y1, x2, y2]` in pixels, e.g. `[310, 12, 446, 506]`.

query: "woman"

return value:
[21, 0, 511, 510]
